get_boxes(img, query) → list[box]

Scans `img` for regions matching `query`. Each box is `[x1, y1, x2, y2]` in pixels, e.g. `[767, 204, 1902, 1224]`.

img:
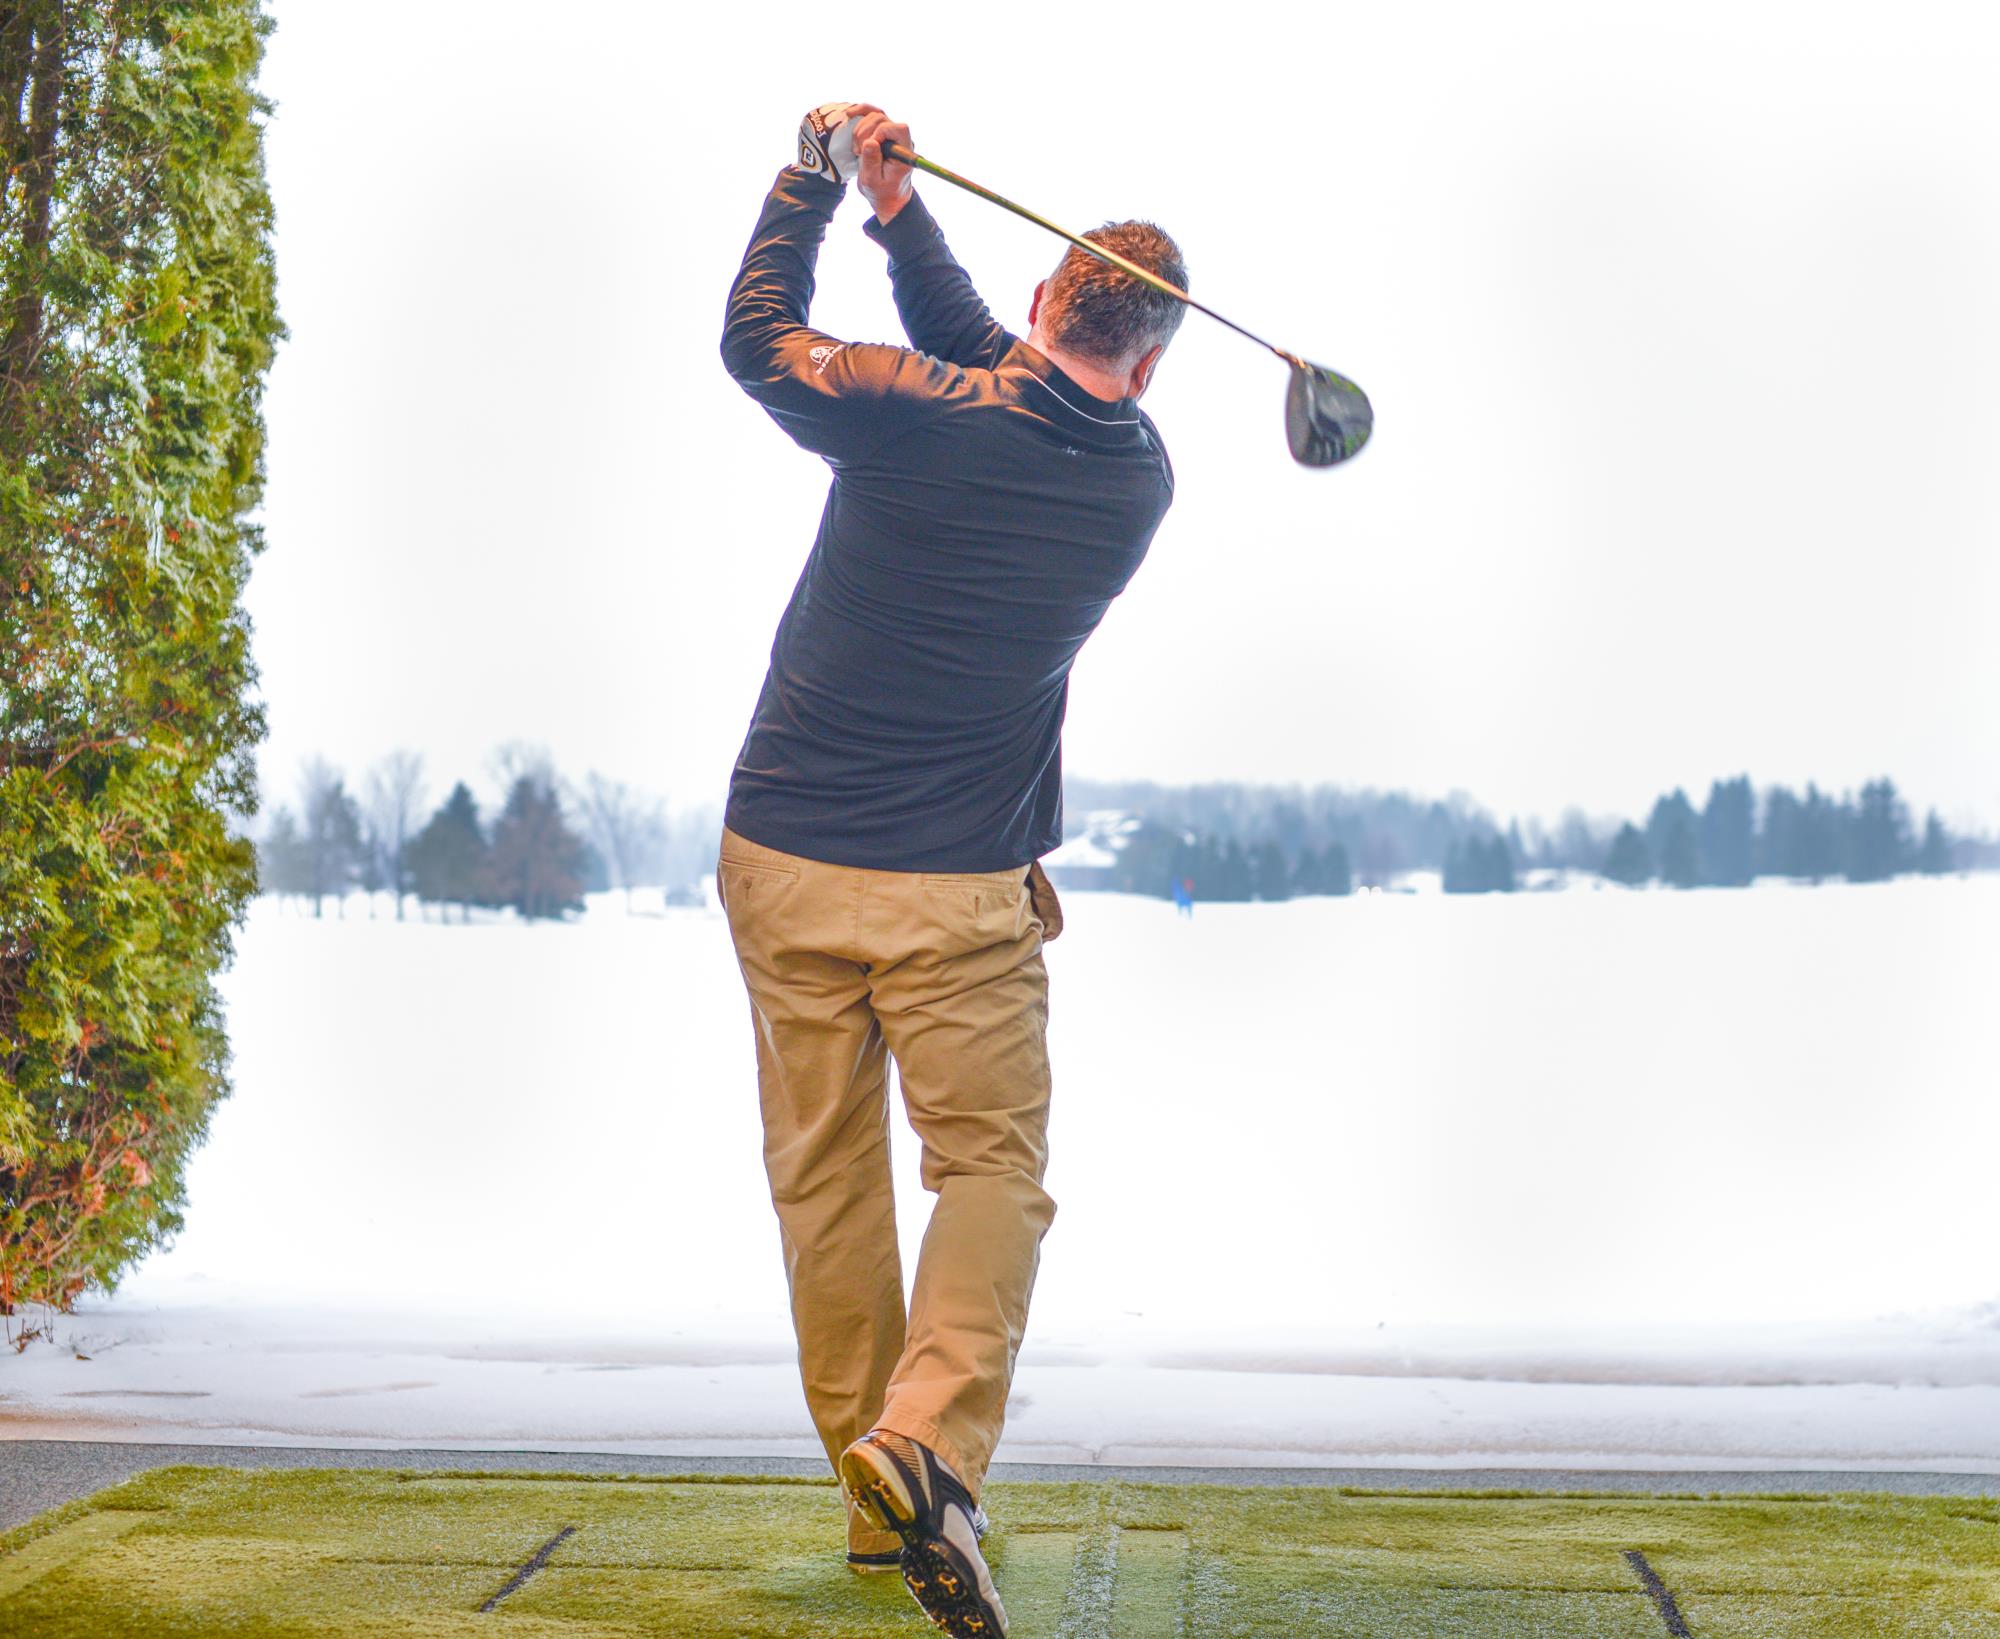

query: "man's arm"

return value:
[848, 108, 1015, 371]
[720, 165, 965, 466]
[863, 192, 1016, 371]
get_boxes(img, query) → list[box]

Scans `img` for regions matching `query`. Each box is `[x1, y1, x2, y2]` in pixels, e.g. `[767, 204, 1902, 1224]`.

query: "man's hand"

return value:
[847, 106, 915, 226]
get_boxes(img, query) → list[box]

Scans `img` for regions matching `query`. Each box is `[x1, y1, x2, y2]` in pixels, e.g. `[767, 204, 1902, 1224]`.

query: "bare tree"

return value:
[365, 750, 428, 921]
[298, 757, 363, 919]
[258, 805, 308, 911]
[576, 772, 668, 912]
[488, 740, 558, 803]
[1554, 808, 1612, 870]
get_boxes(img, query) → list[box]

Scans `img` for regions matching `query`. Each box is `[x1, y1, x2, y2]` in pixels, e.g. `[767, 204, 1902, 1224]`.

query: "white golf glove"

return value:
[796, 103, 861, 185]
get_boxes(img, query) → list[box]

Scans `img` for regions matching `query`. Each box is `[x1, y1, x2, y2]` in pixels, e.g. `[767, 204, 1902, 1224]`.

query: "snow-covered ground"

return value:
[4, 876, 1997, 1470]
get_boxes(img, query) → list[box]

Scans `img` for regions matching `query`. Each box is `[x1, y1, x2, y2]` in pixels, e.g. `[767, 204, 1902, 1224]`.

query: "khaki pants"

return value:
[718, 826, 1062, 1553]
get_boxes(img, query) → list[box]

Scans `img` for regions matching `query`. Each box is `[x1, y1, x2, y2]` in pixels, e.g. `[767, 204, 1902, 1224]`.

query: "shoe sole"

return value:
[839, 1443, 1005, 1638]
[840, 1439, 917, 1537]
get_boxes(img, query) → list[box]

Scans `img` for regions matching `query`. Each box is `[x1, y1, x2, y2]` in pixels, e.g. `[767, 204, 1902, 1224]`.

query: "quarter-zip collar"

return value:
[1010, 343, 1141, 429]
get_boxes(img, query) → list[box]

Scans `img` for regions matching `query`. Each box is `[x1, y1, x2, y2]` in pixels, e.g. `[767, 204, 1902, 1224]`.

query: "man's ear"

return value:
[1127, 344, 1165, 399]
[1028, 278, 1047, 331]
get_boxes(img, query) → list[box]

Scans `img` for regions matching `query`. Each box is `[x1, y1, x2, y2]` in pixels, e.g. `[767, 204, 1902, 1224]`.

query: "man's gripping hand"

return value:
[795, 102, 914, 226]
[848, 107, 915, 226]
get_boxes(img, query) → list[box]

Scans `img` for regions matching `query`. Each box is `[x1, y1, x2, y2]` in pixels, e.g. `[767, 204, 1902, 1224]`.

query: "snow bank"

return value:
[5, 875, 1995, 1467]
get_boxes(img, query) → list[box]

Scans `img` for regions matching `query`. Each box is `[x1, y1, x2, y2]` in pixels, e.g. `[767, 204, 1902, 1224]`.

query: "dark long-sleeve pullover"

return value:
[720, 167, 1173, 872]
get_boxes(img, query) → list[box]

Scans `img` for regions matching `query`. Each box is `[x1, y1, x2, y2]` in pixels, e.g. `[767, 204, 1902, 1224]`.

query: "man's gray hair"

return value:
[1039, 221, 1188, 370]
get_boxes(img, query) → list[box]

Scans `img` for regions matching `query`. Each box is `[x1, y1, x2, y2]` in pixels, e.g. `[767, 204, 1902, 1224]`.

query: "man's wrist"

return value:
[871, 186, 914, 227]
[862, 187, 934, 251]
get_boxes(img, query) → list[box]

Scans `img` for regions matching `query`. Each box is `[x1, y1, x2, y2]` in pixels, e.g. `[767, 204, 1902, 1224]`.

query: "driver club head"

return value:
[1286, 362, 1373, 467]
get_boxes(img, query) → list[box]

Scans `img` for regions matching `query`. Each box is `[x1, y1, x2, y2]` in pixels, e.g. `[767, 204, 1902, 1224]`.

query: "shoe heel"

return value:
[839, 1446, 913, 1535]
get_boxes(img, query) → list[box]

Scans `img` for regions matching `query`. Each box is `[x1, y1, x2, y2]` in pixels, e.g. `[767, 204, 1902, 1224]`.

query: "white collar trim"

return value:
[1019, 369, 1138, 427]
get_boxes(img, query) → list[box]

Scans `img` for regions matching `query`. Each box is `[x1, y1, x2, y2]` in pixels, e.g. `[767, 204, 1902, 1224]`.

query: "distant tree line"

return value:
[1596, 775, 1955, 889]
[1086, 822, 1355, 904]
[1066, 778, 1485, 889]
[255, 746, 716, 921]
[254, 761, 1983, 920]
[1065, 775, 1980, 900]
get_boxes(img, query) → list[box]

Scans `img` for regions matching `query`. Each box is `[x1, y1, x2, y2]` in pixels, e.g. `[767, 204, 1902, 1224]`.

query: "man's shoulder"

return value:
[1138, 407, 1175, 494]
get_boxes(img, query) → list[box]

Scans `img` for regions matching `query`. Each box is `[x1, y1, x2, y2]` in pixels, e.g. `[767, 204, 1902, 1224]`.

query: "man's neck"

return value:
[1025, 333, 1131, 404]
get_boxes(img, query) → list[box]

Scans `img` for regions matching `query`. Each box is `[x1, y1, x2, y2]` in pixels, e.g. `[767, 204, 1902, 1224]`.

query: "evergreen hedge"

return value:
[1, 1, 278, 1314]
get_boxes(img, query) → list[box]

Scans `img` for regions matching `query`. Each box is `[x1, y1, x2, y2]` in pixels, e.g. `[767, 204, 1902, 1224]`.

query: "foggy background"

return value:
[249, 1, 1998, 831]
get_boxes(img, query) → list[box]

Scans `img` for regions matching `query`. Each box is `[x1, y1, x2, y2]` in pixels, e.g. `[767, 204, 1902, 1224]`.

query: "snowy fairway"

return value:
[5, 877, 1997, 1467]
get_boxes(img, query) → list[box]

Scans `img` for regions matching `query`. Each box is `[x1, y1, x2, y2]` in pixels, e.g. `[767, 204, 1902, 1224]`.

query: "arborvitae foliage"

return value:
[488, 775, 587, 920]
[1846, 778, 1910, 884]
[1602, 823, 1652, 886]
[1700, 775, 1756, 887]
[1, 2, 280, 1313]
[408, 783, 490, 920]
[1916, 811, 1953, 876]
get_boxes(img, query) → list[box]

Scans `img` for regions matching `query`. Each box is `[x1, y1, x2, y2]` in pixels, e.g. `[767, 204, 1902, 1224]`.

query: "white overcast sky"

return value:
[249, 1, 1999, 830]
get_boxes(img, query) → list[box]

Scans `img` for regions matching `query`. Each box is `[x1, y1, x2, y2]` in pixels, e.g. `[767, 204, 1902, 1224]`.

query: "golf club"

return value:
[879, 138, 1372, 468]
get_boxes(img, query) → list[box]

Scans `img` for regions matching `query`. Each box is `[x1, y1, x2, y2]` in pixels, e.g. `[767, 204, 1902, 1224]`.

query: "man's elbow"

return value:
[719, 321, 758, 389]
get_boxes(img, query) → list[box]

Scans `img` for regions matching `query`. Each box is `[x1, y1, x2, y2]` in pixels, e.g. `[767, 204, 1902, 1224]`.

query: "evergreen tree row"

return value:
[256, 760, 1979, 921]
[1599, 776, 1955, 889]
[1072, 775, 1976, 891]
[1083, 823, 1355, 903]
[255, 750, 707, 922]
[1442, 835, 1517, 894]
[1063, 774, 1977, 897]
[1065, 778, 1493, 885]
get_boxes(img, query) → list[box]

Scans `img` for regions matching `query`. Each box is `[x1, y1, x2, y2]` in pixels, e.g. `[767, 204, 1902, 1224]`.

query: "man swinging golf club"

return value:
[717, 102, 1187, 1637]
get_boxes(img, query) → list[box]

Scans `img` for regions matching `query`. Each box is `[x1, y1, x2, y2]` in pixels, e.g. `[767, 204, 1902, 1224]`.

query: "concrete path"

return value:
[4, 1438, 1993, 1534]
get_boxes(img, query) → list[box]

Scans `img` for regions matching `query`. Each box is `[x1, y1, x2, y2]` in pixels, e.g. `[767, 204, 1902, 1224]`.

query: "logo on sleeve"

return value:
[809, 343, 844, 375]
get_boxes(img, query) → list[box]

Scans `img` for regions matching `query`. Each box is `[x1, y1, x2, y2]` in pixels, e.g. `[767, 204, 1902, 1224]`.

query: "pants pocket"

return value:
[1027, 861, 1064, 943]
[716, 854, 799, 915]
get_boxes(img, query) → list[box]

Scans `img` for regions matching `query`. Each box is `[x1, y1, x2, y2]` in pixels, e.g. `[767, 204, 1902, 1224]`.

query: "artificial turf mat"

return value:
[2, 1468, 1997, 1636]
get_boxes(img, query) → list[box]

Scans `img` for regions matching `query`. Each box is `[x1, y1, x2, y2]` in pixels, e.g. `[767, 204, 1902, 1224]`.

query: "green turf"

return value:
[2, 1468, 1997, 1636]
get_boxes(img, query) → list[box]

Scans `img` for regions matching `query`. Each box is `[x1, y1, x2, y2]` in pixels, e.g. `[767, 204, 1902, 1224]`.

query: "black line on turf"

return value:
[480, 1525, 578, 1613]
[1624, 1549, 1693, 1637]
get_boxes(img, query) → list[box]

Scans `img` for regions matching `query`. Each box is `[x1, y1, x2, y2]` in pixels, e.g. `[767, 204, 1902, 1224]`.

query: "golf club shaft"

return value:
[879, 139, 1305, 371]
